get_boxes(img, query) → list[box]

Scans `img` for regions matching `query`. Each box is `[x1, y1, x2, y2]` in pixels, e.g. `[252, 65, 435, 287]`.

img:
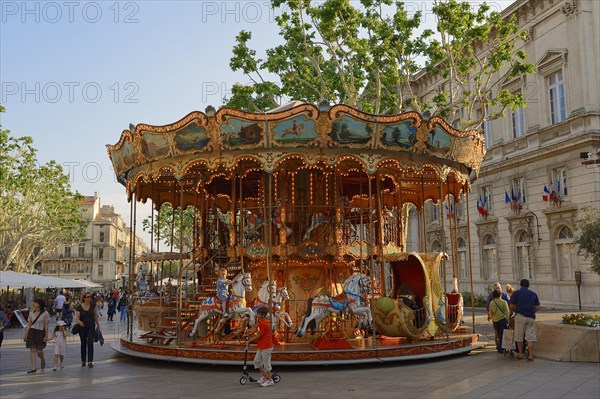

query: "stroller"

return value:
[239, 337, 281, 385]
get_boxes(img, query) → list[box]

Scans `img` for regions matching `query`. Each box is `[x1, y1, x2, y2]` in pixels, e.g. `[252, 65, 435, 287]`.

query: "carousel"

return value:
[107, 102, 486, 365]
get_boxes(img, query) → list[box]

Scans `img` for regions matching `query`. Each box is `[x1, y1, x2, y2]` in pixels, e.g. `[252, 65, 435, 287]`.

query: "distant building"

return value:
[414, 0, 600, 308]
[40, 194, 148, 289]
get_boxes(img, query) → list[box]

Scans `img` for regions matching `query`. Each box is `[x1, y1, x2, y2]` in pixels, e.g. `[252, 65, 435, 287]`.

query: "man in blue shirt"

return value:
[509, 279, 540, 361]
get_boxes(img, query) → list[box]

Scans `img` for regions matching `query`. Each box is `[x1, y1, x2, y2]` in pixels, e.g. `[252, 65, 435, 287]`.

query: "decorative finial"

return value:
[205, 105, 216, 117]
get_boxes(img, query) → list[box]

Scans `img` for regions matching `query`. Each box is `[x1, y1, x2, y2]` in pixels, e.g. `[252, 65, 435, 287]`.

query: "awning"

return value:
[0, 271, 90, 289]
[73, 279, 102, 288]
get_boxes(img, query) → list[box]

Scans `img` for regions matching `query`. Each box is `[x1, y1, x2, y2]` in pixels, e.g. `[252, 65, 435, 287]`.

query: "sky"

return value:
[1, 0, 514, 246]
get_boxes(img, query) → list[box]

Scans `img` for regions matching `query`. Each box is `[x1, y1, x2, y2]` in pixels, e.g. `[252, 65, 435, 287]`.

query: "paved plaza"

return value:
[1, 310, 598, 399]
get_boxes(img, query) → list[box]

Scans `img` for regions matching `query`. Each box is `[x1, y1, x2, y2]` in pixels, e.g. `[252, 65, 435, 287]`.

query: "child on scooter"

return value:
[246, 307, 274, 387]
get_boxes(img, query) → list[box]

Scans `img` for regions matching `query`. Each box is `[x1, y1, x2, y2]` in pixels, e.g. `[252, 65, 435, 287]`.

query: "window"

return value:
[431, 240, 441, 252]
[431, 202, 440, 222]
[480, 186, 493, 214]
[552, 167, 568, 197]
[549, 70, 566, 124]
[78, 244, 85, 258]
[458, 238, 468, 279]
[482, 235, 497, 281]
[455, 200, 463, 221]
[516, 231, 532, 280]
[77, 263, 84, 273]
[555, 226, 574, 280]
[477, 106, 492, 149]
[512, 106, 525, 138]
[98, 248, 104, 260]
[511, 177, 527, 204]
[98, 264, 103, 278]
[64, 245, 71, 258]
[49, 264, 56, 273]
[483, 119, 491, 148]
[99, 231, 105, 243]
[63, 263, 71, 274]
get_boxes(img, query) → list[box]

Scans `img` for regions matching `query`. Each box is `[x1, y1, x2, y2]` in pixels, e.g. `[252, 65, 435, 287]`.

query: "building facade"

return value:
[415, 0, 599, 308]
[40, 195, 148, 289]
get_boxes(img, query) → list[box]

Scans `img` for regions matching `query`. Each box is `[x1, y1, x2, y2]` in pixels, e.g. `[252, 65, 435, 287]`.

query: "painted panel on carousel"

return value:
[427, 127, 452, 155]
[174, 122, 209, 153]
[220, 118, 264, 147]
[273, 115, 317, 144]
[451, 135, 485, 170]
[141, 132, 170, 160]
[380, 121, 417, 148]
[110, 140, 136, 176]
[328, 116, 372, 145]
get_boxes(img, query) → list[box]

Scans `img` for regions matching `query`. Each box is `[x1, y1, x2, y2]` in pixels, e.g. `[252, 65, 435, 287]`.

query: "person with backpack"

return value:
[118, 293, 127, 322]
[107, 296, 117, 322]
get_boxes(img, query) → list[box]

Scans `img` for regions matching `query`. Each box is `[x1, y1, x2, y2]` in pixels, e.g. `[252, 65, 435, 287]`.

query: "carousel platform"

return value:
[111, 333, 483, 366]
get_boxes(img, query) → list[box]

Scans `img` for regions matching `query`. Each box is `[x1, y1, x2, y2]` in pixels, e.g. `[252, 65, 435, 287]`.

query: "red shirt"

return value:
[256, 318, 273, 350]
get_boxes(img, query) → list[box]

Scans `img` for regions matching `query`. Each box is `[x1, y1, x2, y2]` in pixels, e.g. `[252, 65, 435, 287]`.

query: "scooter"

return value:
[239, 337, 281, 385]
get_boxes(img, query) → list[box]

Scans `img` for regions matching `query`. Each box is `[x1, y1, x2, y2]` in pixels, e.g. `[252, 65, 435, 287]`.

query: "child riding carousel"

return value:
[217, 268, 233, 317]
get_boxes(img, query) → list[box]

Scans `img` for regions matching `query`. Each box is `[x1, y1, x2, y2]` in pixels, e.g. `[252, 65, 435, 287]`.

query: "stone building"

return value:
[415, 0, 599, 308]
[40, 194, 148, 289]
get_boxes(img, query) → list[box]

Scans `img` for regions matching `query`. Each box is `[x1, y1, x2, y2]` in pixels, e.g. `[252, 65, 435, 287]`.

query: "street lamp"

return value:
[524, 211, 541, 244]
[574, 271, 582, 310]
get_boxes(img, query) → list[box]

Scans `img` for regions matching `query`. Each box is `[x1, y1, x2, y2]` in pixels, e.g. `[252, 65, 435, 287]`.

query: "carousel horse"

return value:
[188, 271, 255, 338]
[294, 273, 372, 338]
[252, 280, 293, 330]
[303, 212, 330, 240]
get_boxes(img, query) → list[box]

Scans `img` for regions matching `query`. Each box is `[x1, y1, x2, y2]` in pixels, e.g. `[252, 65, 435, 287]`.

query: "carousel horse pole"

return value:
[188, 271, 255, 339]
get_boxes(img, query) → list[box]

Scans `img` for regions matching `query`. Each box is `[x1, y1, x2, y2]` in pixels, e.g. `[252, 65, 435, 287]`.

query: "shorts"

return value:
[514, 313, 537, 343]
[253, 348, 273, 371]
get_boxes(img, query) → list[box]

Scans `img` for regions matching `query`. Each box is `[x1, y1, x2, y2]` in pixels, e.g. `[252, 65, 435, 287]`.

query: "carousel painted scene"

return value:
[107, 102, 486, 365]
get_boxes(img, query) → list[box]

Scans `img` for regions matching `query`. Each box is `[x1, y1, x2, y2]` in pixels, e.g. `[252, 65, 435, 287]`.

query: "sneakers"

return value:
[260, 379, 274, 387]
[257, 376, 267, 384]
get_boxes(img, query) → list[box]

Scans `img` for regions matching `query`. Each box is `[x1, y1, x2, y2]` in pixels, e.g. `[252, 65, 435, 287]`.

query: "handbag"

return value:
[71, 324, 80, 335]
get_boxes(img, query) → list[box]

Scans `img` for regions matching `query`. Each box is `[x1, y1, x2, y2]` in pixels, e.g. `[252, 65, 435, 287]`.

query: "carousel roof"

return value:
[107, 103, 485, 208]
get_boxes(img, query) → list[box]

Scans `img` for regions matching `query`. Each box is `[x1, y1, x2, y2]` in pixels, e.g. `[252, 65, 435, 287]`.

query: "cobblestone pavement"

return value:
[1, 309, 598, 399]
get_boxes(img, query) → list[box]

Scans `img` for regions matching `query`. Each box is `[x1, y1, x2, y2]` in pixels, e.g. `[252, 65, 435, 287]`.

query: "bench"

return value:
[139, 332, 176, 345]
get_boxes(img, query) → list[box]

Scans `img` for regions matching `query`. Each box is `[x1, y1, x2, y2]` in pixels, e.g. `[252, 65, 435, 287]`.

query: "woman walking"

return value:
[74, 292, 100, 368]
[23, 298, 50, 373]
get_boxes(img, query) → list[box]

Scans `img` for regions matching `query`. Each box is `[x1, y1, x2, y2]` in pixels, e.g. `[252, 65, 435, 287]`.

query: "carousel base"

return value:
[111, 333, 483, 366]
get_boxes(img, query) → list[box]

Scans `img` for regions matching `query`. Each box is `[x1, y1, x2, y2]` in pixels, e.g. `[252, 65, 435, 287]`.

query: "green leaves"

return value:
[224, 0, 535, 129]
[1, 107, 86, 272]
[575, 206, 600, 275]
[141, 203, 197, 253]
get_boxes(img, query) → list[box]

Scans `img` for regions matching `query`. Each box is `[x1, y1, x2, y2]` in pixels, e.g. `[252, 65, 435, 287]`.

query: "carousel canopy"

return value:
[107, 103, 485, 209]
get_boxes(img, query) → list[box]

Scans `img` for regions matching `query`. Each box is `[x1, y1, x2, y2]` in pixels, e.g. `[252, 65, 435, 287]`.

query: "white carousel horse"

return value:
[252, 280, 293, 330]
[294, 273, 372, 338]
[303, 212, 330, 240]
[188, 271, 255, 338]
